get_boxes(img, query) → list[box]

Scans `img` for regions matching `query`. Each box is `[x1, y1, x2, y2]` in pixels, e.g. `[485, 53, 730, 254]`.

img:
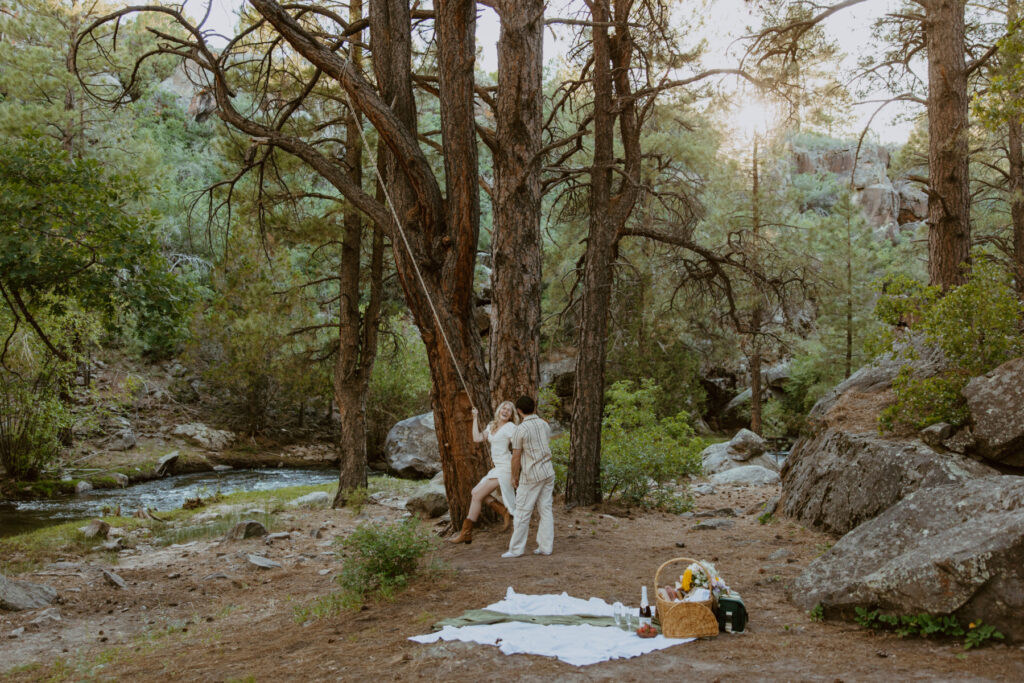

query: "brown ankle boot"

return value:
[487, 498, 512, 532]
[448, 517, 474, 544]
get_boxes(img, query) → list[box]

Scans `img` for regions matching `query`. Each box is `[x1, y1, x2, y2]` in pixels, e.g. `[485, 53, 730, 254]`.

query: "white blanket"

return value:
[409, 587, 694, 666]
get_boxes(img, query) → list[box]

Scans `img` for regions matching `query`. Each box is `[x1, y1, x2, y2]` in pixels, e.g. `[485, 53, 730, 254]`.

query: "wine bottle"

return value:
[639, 586, 652, 628]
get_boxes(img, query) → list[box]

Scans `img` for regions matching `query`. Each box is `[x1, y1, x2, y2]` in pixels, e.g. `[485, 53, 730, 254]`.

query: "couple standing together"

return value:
[448, 395, 555, 558]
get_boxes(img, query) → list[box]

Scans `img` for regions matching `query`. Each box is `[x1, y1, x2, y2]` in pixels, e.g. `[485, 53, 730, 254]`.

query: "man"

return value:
[502, 395, 555, 558]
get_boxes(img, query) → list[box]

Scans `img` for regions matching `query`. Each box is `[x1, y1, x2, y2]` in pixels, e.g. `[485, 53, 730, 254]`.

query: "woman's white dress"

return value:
[484, 422, 517, 515]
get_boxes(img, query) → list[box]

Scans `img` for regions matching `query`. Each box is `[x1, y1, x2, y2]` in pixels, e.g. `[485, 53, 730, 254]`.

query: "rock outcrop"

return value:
[782, 429, 996, 535]
[384, 413, 441, 479]
[962, 356, 1024, 467]
[790, 476, 1024, 641]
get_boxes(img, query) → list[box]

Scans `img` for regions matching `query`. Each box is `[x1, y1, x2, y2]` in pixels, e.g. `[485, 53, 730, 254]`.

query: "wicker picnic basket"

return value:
[654, 557, 720, 639]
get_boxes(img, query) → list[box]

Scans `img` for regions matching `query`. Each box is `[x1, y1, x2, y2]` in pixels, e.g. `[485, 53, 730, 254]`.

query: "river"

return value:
[0, 468, 338, 538]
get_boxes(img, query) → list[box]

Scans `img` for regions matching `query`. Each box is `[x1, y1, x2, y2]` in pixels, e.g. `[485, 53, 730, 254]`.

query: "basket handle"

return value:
[654, 557, 719, 601]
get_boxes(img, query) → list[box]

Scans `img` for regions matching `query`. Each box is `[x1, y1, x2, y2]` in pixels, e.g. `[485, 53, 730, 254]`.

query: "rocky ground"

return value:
[4, 483, 1023, 682]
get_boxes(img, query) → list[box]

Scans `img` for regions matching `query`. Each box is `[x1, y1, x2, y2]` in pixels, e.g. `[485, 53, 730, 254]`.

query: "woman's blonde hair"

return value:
[488, 400, 519, 432]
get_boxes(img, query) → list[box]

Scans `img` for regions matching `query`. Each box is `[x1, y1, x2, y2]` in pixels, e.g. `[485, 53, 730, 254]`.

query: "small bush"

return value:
[553, 379, 704, 512]
[334, 519, 433, 606]
[853, 607, 1004, 649]
[874, 262, 1024, 431]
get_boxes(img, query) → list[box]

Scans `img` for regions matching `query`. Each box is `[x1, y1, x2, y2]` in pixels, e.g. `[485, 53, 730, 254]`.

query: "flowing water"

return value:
[0, 467, 338, 538]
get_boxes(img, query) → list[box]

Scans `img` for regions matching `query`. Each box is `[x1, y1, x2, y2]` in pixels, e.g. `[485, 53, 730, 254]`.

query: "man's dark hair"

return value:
[515, 395, 535, 415]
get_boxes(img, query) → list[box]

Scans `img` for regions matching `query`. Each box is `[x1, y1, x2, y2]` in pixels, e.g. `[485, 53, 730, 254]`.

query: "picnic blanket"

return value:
[409, 587, 694, 666]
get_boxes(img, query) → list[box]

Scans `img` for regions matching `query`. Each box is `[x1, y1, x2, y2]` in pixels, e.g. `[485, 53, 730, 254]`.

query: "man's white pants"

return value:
[507, 476, 555, 556]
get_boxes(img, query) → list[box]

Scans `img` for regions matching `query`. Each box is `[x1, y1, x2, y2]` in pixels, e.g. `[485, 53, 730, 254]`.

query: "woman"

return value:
[448, 400, 518, 544]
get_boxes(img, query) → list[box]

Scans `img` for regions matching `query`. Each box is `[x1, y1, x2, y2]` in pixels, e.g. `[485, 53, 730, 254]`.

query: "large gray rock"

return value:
[701, 431, 779, 475]
[172, 423, 235, 451]
[385, 412, 441, 479]
[709, 465, 780, 486]
[726, 429, 766, 461]
[0, 574, 58, 611]
[781, 429, 997, 534]
[225, 520, 268, 540]
[790, 476, 1024, 641]
[405, 482, 449, 518]
[107, 428, 137, 451]
[962, 356, 1024, 467]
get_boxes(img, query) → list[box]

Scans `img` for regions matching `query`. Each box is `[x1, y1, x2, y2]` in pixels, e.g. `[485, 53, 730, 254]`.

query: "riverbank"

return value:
[3, 481, 1023, 681]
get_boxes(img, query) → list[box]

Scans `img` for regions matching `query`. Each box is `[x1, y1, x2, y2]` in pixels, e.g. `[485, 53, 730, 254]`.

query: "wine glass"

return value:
[612, 601, 624, 628]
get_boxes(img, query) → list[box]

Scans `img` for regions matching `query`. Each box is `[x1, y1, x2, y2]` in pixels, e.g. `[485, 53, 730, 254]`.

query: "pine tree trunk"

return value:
[1008, 0, 1024, 298]
[490, 0, 545, 403]
[332, 0, 376, 507]
[370, 0, 491, 525]
[566, 0, 616, 508]
[924, 0, 971, 290]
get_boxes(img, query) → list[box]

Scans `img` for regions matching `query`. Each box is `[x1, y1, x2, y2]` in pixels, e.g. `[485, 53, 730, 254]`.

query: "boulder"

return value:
[75, 480, 93, 494]
[288, 491, 330, 508]
[701, 430, 778, 475]
[79, 519, 110, 539]
[111, 473, 130, 488]
[385, 412, 441, 479]
[962, 356, 1024, 467]
[172, 423, 235, 451]
[790, 476, 1024, 641]
[708, 465, 780, 486]
[0, 574, 58, 611]
[225, 520, 268, 540]
[726, 429, 767, 461]
[781, 429, 997, 535]
[155, 450, 180, 476]
[405, 483, 449, 518]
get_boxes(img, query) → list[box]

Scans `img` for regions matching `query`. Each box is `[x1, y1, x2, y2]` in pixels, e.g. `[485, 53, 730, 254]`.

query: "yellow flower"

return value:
[969, 622, 976, 629]
[681, 569, 693, 592]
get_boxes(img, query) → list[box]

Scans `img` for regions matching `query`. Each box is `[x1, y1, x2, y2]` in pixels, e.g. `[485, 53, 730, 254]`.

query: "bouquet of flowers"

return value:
[657, 560, 730, 603]
[677, 561, 729, 598]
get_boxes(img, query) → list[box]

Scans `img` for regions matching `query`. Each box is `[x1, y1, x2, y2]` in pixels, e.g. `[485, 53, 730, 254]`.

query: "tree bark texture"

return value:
[924, 0, 971, 290]
[490, 0, 545, 403]
[566, 0, 642, 508]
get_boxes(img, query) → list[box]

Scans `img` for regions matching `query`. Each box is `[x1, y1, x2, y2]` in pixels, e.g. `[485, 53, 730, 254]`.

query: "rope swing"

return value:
[343, 88, 477, 413]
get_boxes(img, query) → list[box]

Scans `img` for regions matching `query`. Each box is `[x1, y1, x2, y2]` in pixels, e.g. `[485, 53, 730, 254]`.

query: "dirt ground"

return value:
[3, 483, 1024, 682]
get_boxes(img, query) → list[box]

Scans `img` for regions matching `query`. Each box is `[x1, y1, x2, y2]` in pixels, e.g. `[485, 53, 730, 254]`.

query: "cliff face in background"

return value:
[791, 140, 929, 242]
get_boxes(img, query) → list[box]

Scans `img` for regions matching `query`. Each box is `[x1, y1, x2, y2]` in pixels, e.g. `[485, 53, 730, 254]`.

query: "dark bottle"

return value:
[639, 586, 653, 628]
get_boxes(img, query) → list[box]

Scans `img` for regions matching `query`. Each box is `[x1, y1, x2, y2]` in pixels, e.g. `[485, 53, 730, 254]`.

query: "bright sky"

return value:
[183, 0, 919, 144]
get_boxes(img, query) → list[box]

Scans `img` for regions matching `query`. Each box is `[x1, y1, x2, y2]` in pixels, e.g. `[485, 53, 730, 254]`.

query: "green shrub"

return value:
[553, 379, 704, 512]
[334, 519, 433, 607]
[874, 262, 1024, 431]
[0, 369, 68, 479]
[853, 607, 1004, 649]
